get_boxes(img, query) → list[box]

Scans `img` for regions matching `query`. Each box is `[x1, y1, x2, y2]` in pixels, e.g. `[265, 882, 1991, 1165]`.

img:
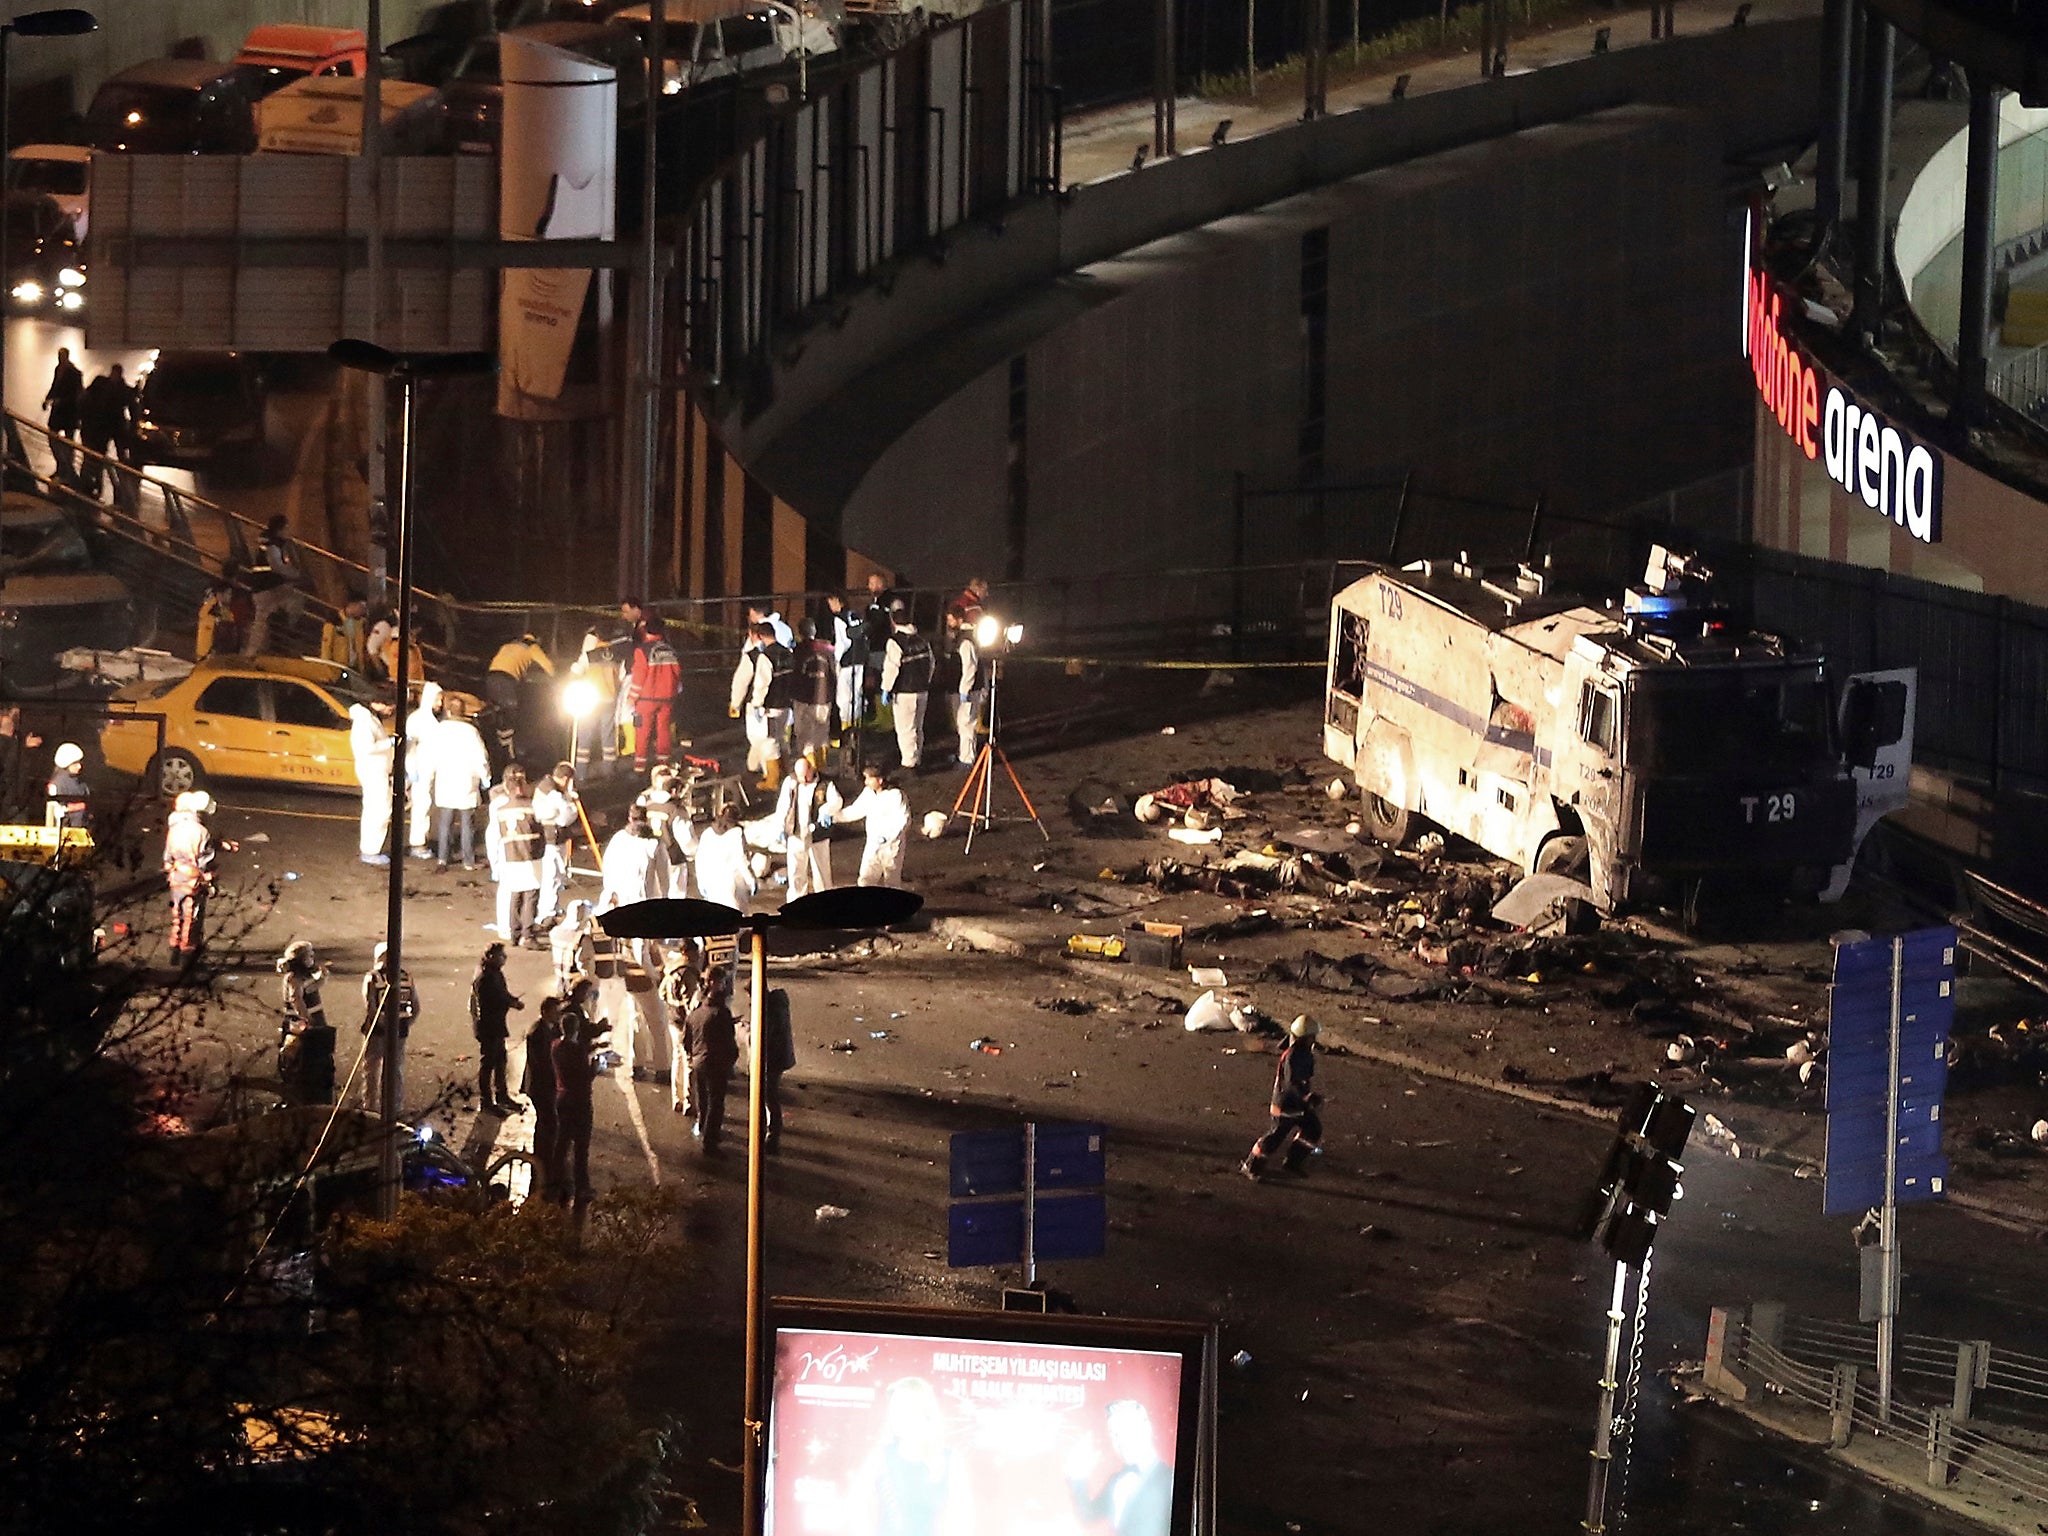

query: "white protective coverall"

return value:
[402, 681, 444, 852]
[837, 783, 910, 887]
[693, 823, 757, 914]
[348, 703, 393, 860]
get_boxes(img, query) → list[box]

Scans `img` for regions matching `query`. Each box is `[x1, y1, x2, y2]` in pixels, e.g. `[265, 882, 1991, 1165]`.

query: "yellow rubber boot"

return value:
[759, 757, 783, 792]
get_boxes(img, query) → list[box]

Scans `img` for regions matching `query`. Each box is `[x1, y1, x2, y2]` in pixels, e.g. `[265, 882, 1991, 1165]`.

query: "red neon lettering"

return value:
[1747, 267, 1824, 461]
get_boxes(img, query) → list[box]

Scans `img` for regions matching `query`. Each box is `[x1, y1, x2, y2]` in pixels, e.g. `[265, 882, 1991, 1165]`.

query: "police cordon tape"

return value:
[1006, 655, 1323, 670]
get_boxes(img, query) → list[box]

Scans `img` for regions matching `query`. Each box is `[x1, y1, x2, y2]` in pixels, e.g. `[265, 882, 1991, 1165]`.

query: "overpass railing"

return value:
[676, 0, 1058, 389]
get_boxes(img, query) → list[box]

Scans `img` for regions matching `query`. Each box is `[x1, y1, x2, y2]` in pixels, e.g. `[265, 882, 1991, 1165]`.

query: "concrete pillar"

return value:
[1830, 1362, 1860, 1447]
[1304, 0, 1327, 119]
[1704, 1306, 1753, 1401]
[1153, 0, 1176, 155]
[1815, 0, 1855, 234]
[1955, 81, 2002, 429]
[1853, 9, 1895, 347]
[1926, 1407, 1955, 1487]
[1952, 1340, 1989, 1421]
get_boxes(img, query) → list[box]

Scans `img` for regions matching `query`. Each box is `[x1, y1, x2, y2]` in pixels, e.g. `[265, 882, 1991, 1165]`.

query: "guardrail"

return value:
[1705, 1303, 2048, 1508]
[3, 412, 463, 676]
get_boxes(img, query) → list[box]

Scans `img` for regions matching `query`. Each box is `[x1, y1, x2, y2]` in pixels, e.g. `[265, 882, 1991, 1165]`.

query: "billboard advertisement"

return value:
[766, 1303, 1211, 1536]
[497, 34, 617, 420]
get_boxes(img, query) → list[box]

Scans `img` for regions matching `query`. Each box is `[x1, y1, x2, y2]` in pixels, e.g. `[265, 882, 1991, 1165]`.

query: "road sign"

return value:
[950, 1127, 1027, 1198]
[1823, 927, 1955, 1217]
[947, 1122, 1106, 1276]
[1821, 925, 1956, 1426]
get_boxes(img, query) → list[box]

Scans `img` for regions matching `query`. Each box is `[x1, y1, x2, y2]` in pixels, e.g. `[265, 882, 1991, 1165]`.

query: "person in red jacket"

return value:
[628, 620, 683, 771]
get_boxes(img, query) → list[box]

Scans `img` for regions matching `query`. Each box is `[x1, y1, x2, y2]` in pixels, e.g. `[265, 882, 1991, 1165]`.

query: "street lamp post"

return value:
[329, 339, 494, 1217]
[0, 8, 97, 445]
[600, 884, 923, 1536]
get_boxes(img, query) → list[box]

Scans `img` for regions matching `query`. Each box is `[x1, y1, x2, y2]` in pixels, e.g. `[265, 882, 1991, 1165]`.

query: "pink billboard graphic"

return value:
[766, 1327, 1187, 1536]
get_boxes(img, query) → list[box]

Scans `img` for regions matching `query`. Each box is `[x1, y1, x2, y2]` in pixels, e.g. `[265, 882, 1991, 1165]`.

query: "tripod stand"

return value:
[949, 656, 1048, 853]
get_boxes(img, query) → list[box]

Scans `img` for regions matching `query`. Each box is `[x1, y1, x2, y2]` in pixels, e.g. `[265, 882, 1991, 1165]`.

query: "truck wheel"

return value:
[1362, 792, 1410, 846]
[152, 750, 205, 798]
[1536, 834, 1588, 879]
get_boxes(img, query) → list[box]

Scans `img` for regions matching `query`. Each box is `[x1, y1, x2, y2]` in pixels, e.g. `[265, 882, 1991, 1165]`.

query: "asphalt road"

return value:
[84, 725, 2037, 1536]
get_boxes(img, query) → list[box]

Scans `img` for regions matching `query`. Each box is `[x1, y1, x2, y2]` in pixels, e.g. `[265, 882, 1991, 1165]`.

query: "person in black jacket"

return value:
[1241, 1014, 1323, 1180]
[470, 942, 524, 1112]
[760, 986, 799, 1149]
[521, 997, 564, 1203]
[42, 347, 82, 480]
[0, 705, 37, 821]
[76, 365, 132, 499]
[552, 980, 603, 1205]
[683, 973, 740, 1154]
[858, 571, 901, 720]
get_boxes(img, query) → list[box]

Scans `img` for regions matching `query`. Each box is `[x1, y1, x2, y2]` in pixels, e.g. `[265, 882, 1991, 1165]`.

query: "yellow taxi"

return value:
[101, 656, 437, 797]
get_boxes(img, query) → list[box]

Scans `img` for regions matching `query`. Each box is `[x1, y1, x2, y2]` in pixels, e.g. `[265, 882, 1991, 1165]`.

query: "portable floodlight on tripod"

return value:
[950, 617, 1049, 853]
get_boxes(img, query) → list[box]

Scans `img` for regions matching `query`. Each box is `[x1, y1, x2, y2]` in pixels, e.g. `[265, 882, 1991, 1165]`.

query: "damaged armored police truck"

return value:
[1322, 547, 1915, 913]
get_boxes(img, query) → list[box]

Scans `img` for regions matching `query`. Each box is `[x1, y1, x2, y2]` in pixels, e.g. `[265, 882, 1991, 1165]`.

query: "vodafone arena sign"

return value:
[1746, 270, 1943, 544]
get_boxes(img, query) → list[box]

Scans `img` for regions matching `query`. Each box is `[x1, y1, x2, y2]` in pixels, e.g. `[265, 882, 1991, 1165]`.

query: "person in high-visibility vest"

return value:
[275, 941, 336, 1105]
[1241, 1015, 1324, 1181]
[162, 790, 224, 964]
[485, 631, 555, 765]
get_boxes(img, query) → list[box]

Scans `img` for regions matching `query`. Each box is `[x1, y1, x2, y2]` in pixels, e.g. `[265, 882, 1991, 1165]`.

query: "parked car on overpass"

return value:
[86, 60, 261, 155]
[441, 21, 649, 153]
[6, 144, 89, 240]
[229, 23, 369, 98]
[130, 353, 267, 469]
[2, 192, 84, 316]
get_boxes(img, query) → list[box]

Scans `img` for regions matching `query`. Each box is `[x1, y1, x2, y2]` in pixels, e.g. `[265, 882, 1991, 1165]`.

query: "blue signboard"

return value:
[947, 1122, 1106, 1269]
[948, 1199, 1027, 1268]
[1823, 928, 1955, 1218]
[1032, 1122, 1106, 1189]
[950, 1127, 1027, 1198]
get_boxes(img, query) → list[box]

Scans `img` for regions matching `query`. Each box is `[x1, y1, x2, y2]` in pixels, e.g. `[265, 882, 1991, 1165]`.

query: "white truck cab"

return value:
[1324, 548, 1914, 910]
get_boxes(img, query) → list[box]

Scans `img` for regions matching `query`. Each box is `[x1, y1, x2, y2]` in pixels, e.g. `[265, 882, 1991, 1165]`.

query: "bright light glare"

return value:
[663, 76, 683, 94]
[124, 110, 142, 126]
[974, 614, 1000, 648]
[58, 267, 84, 288]
[1005, 622, 1024, 645]
[10, 281, 41, 304]
[561, 677, 601, 718]
[57, 290, 82, 310]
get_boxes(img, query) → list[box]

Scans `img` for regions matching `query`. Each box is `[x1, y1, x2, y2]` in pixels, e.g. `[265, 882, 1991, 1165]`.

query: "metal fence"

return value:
[677, 0, 1058, 388]
[1708, 1303, 2048, 1510]
[1989, 339, 2048, 426]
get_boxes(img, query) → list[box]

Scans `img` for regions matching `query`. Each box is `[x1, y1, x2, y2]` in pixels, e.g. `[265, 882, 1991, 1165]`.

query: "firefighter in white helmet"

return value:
[45, 742, 88, 829]
[1242, 1014, 1323, 1181]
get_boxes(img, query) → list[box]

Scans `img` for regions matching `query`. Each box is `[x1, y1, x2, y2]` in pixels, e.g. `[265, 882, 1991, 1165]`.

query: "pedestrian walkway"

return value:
[1058, 0, 1822, 185]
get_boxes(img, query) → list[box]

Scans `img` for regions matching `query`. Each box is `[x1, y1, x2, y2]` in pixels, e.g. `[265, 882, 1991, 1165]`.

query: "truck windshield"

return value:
[1628, 671, 1831, 776]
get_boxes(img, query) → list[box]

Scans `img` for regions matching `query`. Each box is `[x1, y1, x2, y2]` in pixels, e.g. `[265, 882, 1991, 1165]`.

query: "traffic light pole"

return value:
[1583, 1259, 1631, 1536]
[1877, 935, 1904, 1422]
